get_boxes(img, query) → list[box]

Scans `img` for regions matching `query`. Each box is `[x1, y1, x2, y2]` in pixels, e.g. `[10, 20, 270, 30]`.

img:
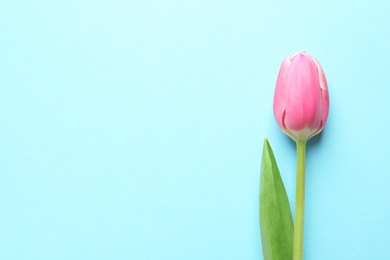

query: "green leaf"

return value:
[260, 139, 293, 260]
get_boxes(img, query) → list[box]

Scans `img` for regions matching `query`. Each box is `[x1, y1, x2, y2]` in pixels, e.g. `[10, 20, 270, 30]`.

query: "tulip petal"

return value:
[273, 55, 291, 130]
[283, 53, 322, 132]
[312, 57, 330, 126]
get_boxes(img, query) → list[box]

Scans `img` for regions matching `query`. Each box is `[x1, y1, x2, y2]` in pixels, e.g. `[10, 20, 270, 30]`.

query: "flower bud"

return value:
[273, 52, 329, 141]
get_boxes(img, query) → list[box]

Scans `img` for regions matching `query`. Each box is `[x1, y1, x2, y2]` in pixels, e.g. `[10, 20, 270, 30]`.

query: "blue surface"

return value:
[1, 0, 390, 259]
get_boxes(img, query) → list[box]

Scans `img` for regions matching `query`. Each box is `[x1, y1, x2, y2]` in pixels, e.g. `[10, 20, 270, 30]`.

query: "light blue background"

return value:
[1, 0, 389, 259]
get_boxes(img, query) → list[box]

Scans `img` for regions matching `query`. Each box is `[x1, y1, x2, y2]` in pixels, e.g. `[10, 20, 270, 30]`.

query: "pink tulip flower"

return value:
[273, 51, 330, 141]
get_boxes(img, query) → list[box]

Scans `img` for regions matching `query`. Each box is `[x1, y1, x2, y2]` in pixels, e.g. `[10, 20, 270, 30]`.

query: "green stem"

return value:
[293, 140, 306, 260]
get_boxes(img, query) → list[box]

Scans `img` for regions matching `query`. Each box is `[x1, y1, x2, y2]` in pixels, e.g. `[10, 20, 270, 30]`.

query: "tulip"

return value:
[273, 51, 329, 141]
[273, 52, 330, 260]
